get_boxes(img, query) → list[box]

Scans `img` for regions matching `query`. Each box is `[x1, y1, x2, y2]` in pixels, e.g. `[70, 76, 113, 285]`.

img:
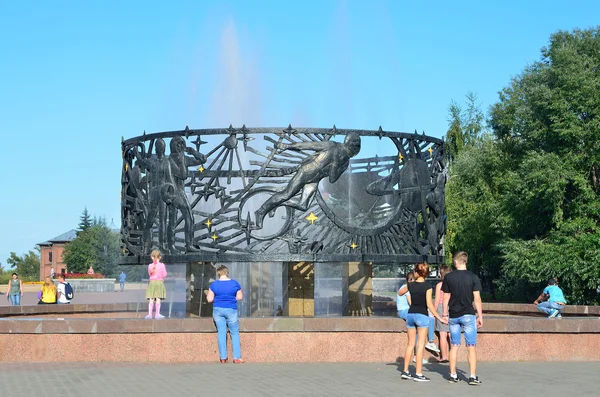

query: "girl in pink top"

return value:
[434, 264, 451, 362]
[145, 249, 168, 319]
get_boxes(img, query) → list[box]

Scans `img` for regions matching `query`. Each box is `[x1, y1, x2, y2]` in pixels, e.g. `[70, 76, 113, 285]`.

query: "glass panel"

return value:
[227, 262, 251, 317]
[372, 264, 414, 316]
[314, 262, 343, 317]
[160, 263, 187, 318]
[186, 262, 286, 318]
[252, 262, 285, 317]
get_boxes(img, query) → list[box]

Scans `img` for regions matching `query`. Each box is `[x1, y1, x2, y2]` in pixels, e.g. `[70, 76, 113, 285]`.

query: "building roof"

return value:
[38, 229, 78, 246]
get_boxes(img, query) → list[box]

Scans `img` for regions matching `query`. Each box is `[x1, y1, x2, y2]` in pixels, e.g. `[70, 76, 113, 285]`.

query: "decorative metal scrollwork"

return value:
[119, 126, 446, 264]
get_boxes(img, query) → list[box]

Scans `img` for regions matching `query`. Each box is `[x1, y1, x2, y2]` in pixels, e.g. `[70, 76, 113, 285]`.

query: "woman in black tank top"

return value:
[397, 263, 447, 382]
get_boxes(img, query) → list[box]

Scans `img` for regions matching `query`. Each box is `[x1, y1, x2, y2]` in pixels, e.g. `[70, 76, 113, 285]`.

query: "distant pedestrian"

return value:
[56, 274, 72, 304]
[442, 251, 483, 385]
[207, 265, 244, 364]
[398, 263, 447, 382]
[5, 273, 23, 306]
[50, 267, 56, 279]
[38, 276, 57, 304]
[145, 250, 167, 319]
[434, 265, 451, 363]
[534, 278, 566, 318]
[87, 266, 95, 275]
[119, 271, 127, 292]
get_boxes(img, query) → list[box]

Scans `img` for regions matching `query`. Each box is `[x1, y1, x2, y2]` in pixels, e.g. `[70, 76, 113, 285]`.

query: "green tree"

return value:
[6, 249, 40, 280]
[63, 221, 120, 276]
[444, 93, 493, 293]
[445, 135, 507, 298]
[78, 207, 93, 234]
[446, 100, 464, 162]
[445, 92, 485, 161]
[447, 27, 600, 304]
[487, 28, 600, 304]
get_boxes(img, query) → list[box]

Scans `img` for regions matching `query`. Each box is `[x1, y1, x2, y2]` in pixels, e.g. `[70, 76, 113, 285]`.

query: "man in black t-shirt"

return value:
[441, 251, 483, 386]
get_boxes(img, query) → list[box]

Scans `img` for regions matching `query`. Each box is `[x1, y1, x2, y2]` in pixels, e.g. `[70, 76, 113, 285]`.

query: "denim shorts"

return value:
[449, 314, 477, 346]
[397, 309, 409, 321]
[406, 313, 430, 329]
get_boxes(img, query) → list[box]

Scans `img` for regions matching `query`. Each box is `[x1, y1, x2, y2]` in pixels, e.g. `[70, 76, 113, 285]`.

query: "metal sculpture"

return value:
[254, 133, 361, 229]
[119, 126, 446, 264]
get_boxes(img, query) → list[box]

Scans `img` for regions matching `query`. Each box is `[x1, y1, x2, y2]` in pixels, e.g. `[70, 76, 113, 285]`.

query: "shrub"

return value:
[63, 273, 105, 279]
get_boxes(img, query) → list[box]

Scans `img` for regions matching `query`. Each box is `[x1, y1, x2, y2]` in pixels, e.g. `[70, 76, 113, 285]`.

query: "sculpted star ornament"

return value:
[239, 124, 253, 151]
[192, 135, 208, 151]
[226, 124, 236, 135]
[305, 212, 318, 225]
[276, 124, 296, 138]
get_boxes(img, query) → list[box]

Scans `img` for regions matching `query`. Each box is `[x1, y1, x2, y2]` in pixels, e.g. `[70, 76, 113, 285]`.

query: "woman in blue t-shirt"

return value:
[207, 265, 244, 363]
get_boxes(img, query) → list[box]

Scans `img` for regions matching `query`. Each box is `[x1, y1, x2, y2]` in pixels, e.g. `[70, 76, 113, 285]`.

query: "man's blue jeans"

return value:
[213, 307, 241, 360]
[537, 301, 564, 316]
[9, 294, 20, 305]
[120, 282, 125, 292]
[449, 314, 477, 346]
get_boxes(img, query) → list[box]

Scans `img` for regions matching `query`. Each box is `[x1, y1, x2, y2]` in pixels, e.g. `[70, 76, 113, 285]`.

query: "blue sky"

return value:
[1, 0, 598, 267]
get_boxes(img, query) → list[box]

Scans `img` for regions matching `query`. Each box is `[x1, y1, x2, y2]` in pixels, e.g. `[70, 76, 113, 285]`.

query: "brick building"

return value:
[37, 230, 77, 280]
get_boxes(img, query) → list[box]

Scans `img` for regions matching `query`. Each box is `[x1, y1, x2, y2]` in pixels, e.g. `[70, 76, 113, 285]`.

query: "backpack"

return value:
[64, 282, 74, 300]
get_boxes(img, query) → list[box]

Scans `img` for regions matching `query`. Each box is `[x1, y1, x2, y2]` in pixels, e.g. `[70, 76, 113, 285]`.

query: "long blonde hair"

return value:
[42, 276, 56, 292]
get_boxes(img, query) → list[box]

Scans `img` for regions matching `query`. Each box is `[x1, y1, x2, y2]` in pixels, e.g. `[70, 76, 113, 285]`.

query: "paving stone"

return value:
[0, 361, 597, 396]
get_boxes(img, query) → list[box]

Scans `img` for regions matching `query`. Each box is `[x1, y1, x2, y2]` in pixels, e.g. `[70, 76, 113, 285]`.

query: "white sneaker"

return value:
[425, 342, 440, 353]
[412, 357, 428, 364]
[155, 314, 165, 320]
[144, 314, 153, 319]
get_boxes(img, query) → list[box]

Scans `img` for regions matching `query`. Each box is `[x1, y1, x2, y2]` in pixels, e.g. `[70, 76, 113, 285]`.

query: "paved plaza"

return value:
[0, 361, 596, 396]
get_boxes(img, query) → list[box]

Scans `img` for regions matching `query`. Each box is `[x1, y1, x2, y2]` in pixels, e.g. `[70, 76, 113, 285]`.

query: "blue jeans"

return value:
[427, 316, 435, 342]
[9, 294, 20, 305]
[537, 301, 564, 316]
[213, 307, 241, 360]
[449, 314, 477, 346]
[120, 282, 125, 292]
